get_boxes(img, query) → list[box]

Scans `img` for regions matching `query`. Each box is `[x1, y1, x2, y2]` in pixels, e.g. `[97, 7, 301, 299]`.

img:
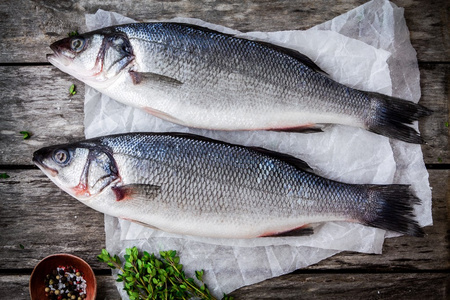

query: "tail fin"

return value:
[362, 184, 424, 237]
[365, 92, 432, 144]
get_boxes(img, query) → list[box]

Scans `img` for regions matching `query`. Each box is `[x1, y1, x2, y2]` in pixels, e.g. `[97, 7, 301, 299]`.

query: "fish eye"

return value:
[52, 149, 71, 165]
[70, 38, 85, 52]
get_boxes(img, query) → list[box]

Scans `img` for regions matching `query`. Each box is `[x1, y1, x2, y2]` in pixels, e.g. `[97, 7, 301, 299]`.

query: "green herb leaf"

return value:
[438, 157, 442, 163]
[19, 131, 30, 139]
[99, 247, 217, 299]
[19, 244, 24, 249]
[195, 270, 204, 281]
[0, 173, 10, 179]
[223, 293, 234, 300]
[69, 84, 77, 96]
[445, 121, 449, 127]
[68, 30, 79, 37]
[107, 262, 116, 269]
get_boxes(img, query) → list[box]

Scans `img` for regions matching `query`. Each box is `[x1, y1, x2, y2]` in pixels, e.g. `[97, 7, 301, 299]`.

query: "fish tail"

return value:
[365, 92, 432, 144]
[362, 184, 424, 237]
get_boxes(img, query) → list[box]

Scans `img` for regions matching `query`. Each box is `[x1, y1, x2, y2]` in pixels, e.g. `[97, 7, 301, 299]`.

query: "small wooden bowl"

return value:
[29, 253, 97, 300]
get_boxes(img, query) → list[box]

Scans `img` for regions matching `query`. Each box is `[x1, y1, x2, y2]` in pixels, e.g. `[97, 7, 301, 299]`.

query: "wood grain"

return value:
[0, 272, 448, 300]
[419, 63, 450, 163]
[0, 0, 448, 299]
[0, 274, 121, 299]
[0, 66, 85, 165]
[229, 272, 450, 299]
[0, 0, 448, 63]
[0, 169, 105, 270]
[0, 64, 447, 165]
[0, 169, 447, 269]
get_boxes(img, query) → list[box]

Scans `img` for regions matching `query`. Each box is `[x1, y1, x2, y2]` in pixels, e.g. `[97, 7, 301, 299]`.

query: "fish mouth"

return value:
[47, 40, 74, 67]
[47, 52, 72, 67]
[32, 150, 58, 177]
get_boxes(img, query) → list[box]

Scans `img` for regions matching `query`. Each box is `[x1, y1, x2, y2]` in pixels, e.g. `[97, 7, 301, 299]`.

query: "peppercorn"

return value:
[45, 266, 86, 299]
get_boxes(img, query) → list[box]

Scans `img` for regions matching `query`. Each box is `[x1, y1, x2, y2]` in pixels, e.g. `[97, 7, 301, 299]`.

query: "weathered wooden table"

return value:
[0, 0, 448, 299]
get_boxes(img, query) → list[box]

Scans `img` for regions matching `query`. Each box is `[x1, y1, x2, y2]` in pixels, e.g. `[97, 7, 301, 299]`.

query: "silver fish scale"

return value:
[100, 133, 369, 221]
[114, 23, 370, 118]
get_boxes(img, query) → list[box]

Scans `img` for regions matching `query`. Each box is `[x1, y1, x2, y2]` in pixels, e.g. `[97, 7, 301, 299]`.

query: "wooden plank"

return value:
[0, 274, 121, 299]
[0, 169, 447, 271]
[0, 169, 105, 270]
[0, 0, 448, 63]
[0, 64, 447, 165]
[0, 1, 447, 299]
[0, 272, 448, 300]
[229, 273, 450, 299]
[419, 63, 450, 163]
[0, 66, 85, 165]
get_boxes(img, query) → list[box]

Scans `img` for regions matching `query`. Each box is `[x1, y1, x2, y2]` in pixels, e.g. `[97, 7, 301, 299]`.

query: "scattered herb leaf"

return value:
[445, 122, 449, 127]
[68, 30, 79, 37]
[438, 157, 442, 163]
[0, 173, 10, 179]
[69, 84, 77, 96]
[19, 244, 24, 249]
[19, 131, 30, 139]
[98, 247, 232, 300]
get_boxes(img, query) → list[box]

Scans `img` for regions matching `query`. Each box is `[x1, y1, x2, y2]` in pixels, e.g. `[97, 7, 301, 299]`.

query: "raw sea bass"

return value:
[33, 132, 423, 238]
[47, 23, 431, 144]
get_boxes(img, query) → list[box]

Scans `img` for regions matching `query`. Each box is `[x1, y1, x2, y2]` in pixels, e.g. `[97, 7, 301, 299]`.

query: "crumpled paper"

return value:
[83, 0, 432, 297]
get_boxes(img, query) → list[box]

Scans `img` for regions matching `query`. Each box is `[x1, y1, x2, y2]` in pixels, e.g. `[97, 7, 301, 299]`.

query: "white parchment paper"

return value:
[82, 0, 432, 297]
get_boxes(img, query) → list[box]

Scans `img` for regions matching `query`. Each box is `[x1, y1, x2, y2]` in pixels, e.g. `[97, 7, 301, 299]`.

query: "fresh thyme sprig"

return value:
[98, 247, 232, 300]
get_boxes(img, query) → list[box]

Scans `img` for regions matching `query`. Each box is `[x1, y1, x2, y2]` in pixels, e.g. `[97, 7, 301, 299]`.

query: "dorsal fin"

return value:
[249, 146, 313, 172]
[167, 22, 327, 74]
[253, 39, 326, 74]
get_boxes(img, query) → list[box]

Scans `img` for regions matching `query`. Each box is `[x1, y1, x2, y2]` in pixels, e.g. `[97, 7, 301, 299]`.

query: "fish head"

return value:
[33, 142, 120, 201]
[47, 30, 134, 88]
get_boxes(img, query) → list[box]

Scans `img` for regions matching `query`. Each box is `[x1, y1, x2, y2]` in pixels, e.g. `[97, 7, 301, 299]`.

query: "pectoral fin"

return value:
[270, 123, 326, 133]
[142, 106, 184, 125]
[121, 217, 163, 231]
[112, 184, 161, 202]
[260, 225, 314, 237]
[129, 70, 183, 87]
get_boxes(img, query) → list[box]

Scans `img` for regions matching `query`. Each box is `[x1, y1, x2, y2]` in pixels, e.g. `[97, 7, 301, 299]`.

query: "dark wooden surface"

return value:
[0, 0, 448, 299]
